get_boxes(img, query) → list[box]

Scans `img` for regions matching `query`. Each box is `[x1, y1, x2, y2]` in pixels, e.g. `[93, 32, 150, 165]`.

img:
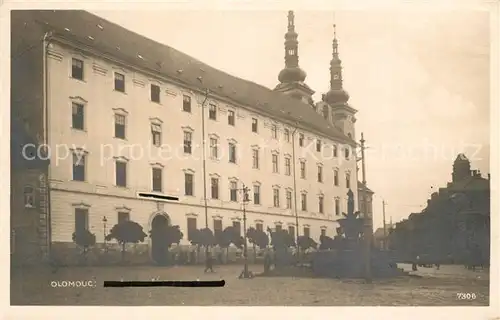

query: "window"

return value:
[275, 224, 282, 232]
[185, 173, 194, 196]
[284, 128, 290, 142]
[271, 125, 278, 139]
[152, 168, 162, 192]
[253, 185, 261, 205]
[335, 198, 340, 215]
[301, 193, 307, 211]
[286, 190, 292, 209]
[114, 114, 126, 139]
[151, 84, 160, 103]
[114, 72, 125, 92]
[209, 104, 217, 120]
[288, 226, 295, 237]
[303, 226, 310, 238]
[151, 124, 162, 147]
[316, 140, 322, 152]
[272, 154, 279, 173]
[118, 211, 130, 224]
[285, 157, 291, 176]
[333, 145, 338, 157]
[346, 172, 351, 189]
[345, 147, 350, 160]
[273, 188, 280, 207]
[321, 229, 326, 237]
[210, 138, 218, 159]
[184, 131, 192, 154]
[72, 153, 86, 181]
[317, 166, 323, 182]
[252, 118, 258, 133]
[71, 58, 84, 80]
[183, 95, 191, 112]
[23, 186, 35, 208]
[299, 133, 304, 147]
[230, 181, 238, 202]
[214, 219, 223, 233]
[211, 177, 219, 199]
[72, 102, 84, 130]
[300, 161, 306, 179]
[115, 161, 127, 187]
[74, 208, 88, 233]
[322, 105, 329, 120]
[319, 195, 324, 214]
[229, 143, 237, 163]
[334, 170, 339, 186]
[187, 217, 197, 241]
[232, 221, 241, 237]
[252, 149, 259, 169]
[256, 223, 263, 232]
[228, 110, 235, 126]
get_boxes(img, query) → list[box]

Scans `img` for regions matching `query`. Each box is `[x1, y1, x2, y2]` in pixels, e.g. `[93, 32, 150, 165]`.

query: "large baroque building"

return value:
[11, 10, 362, 262]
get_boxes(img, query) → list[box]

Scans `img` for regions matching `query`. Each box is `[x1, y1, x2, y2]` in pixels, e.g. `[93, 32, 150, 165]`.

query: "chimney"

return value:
[488, 173, 491, 180]
[447, 182, 452, 188]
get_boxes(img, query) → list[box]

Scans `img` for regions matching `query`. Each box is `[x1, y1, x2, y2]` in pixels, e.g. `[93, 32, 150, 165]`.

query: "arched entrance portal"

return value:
[150, 213, 170, 264]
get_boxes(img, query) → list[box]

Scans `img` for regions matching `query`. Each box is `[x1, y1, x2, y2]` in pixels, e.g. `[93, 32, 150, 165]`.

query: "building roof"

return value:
[357, 181, 374, 194]
[18, 10, 356, 145]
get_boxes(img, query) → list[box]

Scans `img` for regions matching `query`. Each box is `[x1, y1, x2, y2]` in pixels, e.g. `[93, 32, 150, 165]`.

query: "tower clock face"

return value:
[333, 74, 339, 80]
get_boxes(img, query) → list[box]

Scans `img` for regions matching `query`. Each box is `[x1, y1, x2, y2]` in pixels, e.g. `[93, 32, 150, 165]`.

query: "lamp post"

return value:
[287, 114, 301, 262]
[359, 133, 372, 283]
[102, 216, 108, 252]
[239, 183, 253, 279]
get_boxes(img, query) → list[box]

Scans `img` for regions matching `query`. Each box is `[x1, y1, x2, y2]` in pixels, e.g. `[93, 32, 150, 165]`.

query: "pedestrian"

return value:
[204, 250, 215, 273]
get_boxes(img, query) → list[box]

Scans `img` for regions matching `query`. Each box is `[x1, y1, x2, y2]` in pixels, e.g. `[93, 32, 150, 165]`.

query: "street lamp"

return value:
[102, 216, 108, 252]
[238, 183, 253, 279]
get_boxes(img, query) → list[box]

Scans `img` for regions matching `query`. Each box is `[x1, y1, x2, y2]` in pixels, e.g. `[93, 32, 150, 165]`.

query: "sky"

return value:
[93, 9, 490, 229]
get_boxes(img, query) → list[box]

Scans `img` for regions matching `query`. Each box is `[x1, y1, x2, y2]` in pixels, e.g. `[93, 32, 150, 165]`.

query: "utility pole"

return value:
[360, 133, 372, 283]
[382, 200, 387, 250]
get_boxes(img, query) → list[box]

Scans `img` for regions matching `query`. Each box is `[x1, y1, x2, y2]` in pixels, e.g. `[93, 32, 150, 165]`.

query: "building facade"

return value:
[11, 10, 362, 262]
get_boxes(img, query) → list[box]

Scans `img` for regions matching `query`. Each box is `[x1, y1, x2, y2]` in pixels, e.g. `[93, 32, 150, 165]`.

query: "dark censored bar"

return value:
[137, 193, 179, 201]
[103, 280, 226, 288]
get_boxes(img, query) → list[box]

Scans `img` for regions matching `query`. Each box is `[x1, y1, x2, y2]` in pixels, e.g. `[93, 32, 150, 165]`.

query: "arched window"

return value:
[24, 185, 35, 208]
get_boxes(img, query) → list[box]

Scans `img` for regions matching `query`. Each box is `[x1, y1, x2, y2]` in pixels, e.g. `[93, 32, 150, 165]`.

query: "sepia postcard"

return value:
[1, 0, 498, 319]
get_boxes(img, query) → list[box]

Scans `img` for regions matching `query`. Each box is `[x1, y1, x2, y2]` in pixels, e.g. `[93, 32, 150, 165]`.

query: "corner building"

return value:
[11, 10, 360, 260]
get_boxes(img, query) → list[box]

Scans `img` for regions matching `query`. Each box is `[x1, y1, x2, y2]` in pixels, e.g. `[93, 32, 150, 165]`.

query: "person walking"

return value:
[204, 250, 215, 273]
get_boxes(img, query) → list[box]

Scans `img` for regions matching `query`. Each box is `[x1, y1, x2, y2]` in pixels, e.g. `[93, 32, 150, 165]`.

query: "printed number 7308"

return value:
[456, 293, 477, 300]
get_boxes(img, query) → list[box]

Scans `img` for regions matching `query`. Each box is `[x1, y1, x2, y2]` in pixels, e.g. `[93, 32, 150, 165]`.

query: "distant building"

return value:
[11, 116, 50, 266]
[388, 154, 490, 264]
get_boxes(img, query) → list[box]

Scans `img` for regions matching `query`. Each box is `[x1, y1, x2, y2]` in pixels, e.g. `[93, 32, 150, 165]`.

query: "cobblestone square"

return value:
[11, 264, 489, 306]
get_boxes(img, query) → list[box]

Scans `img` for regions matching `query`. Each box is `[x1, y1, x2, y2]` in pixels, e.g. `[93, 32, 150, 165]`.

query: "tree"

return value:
[105, 220, 147, 262]
[149, 224, 184, 264]
[247, 227, 269, 260]
[215, 226, 243, 262]
[190, 228, 216, 262]
[72, 229, 96, 263]
[297, 235, 317, 253]
[319, 235, 335, 250]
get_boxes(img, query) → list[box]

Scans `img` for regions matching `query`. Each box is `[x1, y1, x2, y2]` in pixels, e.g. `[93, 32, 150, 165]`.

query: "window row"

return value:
[74, 207, 329, 240]
[70, 58, 351, 160]
[71, 154, 352, 212]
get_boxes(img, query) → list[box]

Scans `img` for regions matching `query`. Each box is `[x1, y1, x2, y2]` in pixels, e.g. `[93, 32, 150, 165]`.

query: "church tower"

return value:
[322, 23, 357, 139]
[452, 153, 472, 182]
[274, 11, 315, 105]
